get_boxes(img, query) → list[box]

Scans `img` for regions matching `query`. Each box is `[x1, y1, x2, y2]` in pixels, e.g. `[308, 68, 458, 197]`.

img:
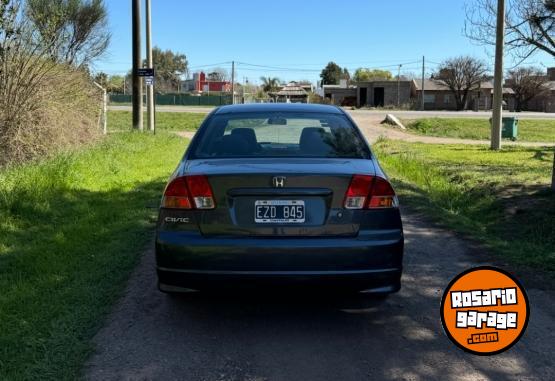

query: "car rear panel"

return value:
[155, 105, 403, 292]
[170, 158, 383, 237]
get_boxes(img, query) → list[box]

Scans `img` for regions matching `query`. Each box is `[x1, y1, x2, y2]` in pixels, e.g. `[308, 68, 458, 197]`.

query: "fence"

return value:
[109, 93, 233, 106]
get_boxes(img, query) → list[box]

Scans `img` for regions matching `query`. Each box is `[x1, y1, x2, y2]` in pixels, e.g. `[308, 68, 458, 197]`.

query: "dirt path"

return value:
[84, 209, 555, 381]
[172, 111, 554, 147]
[348, 112, 555, 147]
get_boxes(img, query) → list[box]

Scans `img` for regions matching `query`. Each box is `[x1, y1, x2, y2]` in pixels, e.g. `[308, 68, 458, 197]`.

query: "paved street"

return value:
[85, 209, 555, 381]
[109, 104, 555, 120]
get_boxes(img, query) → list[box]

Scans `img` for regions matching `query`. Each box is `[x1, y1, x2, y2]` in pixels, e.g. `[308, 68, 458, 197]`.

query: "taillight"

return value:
[186, 175, 215, 209]
[162, 175, 215, 209]
[344, 175, 398, 209]
[367, 176, 397, 208]
[344, 175, 373, 209]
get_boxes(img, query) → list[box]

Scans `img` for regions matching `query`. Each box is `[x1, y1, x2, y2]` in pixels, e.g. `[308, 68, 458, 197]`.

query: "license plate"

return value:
[254, 200, 305, 223]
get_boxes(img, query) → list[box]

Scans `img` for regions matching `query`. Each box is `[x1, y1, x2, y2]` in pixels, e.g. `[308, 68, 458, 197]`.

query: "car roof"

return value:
[213, 103, 344, 115]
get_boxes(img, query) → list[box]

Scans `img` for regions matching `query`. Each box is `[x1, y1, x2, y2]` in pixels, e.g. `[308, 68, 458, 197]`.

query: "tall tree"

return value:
[341, 67, 350, 80]
[206, 67, 228, 82]
[320, 62, 343, 85]
[353, 68, 393, 82]
[435, 56, 488, 111]
[259, 76, 280, 92]
[506, 67, 549, 111]
[146, 46, 188, 93]
[465, 0, 555, 60]
[26, 0, 110, 66]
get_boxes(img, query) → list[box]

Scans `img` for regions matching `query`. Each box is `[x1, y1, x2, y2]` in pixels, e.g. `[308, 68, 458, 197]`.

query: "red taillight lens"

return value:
[162, 177, 192, 209]
[186, 175, 216, 209]
[162, 175, 215, 209]
[344, 175, 373, 209]
[344, 175, 398, 209]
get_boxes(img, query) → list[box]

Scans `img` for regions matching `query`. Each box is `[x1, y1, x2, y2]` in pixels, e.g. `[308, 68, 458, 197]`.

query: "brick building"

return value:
[181, 71, 231, 93]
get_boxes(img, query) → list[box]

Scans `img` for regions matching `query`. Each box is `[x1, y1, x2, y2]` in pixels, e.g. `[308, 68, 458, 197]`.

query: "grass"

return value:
[374, 139, 555, 273]
[0, 131, 191, 380]
[403, 118, 555, 142]
[108, 110, 207, 132]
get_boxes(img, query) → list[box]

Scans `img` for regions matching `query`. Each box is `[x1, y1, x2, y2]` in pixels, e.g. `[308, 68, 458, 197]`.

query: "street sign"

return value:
[145, 76, 154, 86]
[137, 68, 154, 77]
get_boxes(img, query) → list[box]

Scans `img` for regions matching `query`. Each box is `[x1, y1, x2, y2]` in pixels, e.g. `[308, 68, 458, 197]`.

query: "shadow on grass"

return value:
[0, 178, 167, 380]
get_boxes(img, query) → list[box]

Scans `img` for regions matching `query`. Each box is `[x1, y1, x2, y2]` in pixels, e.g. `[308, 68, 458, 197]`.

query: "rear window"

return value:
[190, 112, 370, 159]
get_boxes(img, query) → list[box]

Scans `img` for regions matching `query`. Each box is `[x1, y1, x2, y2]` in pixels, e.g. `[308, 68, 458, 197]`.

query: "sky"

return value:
[95, 0, 554, 84]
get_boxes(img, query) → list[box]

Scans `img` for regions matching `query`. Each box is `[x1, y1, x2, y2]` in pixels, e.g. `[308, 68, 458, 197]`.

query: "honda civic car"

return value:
[155, 103, 403, 294]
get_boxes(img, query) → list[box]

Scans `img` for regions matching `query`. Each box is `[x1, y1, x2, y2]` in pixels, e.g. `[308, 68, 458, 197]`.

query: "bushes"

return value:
[0, 0, 103, 167]
[0, 59, 102, 167]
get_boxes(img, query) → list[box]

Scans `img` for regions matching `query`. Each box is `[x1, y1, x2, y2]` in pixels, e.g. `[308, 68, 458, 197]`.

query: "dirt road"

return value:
[84, 210, 555, 381]
[159, 107, 555, 147]
[348, 112, 555, 147]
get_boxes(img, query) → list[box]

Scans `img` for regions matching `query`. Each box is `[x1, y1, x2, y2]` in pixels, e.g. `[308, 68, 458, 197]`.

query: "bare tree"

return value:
[506, 66, 549, 111]
[435, 56, 489, 111]
[207, 67, 228, 82]
[465, 0, 555, 61]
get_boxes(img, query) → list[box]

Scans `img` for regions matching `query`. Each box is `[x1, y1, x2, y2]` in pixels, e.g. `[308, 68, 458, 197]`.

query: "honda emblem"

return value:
[272, 176, 286, 188]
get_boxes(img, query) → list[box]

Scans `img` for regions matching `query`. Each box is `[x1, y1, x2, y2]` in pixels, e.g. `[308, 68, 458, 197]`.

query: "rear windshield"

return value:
[190, 112, 370, 159]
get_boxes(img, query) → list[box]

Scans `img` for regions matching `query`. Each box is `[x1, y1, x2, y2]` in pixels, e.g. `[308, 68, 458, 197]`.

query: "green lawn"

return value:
[108, 110, 207, 132]
[0, 131, 190, 380]
[403, 118, 555, 142]
[374, 139, 555, 272]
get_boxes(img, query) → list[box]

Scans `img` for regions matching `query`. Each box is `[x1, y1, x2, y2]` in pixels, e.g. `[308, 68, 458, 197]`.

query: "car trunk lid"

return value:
[183, 158, 375, 237]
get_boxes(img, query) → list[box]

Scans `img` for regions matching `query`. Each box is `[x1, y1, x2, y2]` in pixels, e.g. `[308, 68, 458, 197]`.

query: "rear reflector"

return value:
[344, 175, 398, 209]
[162, 175, 215, 209]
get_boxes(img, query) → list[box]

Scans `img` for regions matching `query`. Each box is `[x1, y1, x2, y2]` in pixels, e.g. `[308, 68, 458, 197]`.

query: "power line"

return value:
[188, 61, 233, 69]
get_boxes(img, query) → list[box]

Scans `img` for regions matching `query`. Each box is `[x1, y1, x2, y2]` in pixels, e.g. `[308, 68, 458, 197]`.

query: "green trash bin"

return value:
[501, 117, 518, 141]
[490, 117, 519, 141]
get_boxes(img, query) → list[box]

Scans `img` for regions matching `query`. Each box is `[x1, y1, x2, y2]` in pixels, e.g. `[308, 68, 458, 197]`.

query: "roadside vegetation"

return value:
[403, 118, 555, 142]
[108, 110, 206, 132]
[374, 139, 555, 273]
[0, 130, 191, 380]
[0, 0, 110, 166]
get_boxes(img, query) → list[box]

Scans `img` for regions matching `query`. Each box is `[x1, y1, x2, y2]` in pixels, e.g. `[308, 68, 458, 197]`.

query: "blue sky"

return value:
[96, 0, 553, 84]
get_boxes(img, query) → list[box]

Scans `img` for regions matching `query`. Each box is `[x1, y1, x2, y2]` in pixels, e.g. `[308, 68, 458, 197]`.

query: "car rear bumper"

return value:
[155, 230, 403, 293]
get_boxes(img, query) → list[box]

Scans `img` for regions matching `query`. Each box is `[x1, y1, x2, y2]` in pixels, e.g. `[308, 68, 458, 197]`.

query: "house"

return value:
[356, 79, 416, 108]
[316, 66, 555, 112]
[413, 79, 515, 111]
[319, 79, 357, 105]
[272, 82, 308, 103]
[181, 71, 231, 93]
[318, 78, 416, 108]
[527, 68, 555, 113]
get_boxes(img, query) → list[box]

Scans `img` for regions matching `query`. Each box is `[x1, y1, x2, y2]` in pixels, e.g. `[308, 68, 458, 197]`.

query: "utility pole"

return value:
[421, 56, 425, 111]
[231, 61, 235, 104]
[132, 0, 143, 130]
[397, 64, 402, 107]
[145, 0, 154, 132]
[490, 0, 505, 150]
